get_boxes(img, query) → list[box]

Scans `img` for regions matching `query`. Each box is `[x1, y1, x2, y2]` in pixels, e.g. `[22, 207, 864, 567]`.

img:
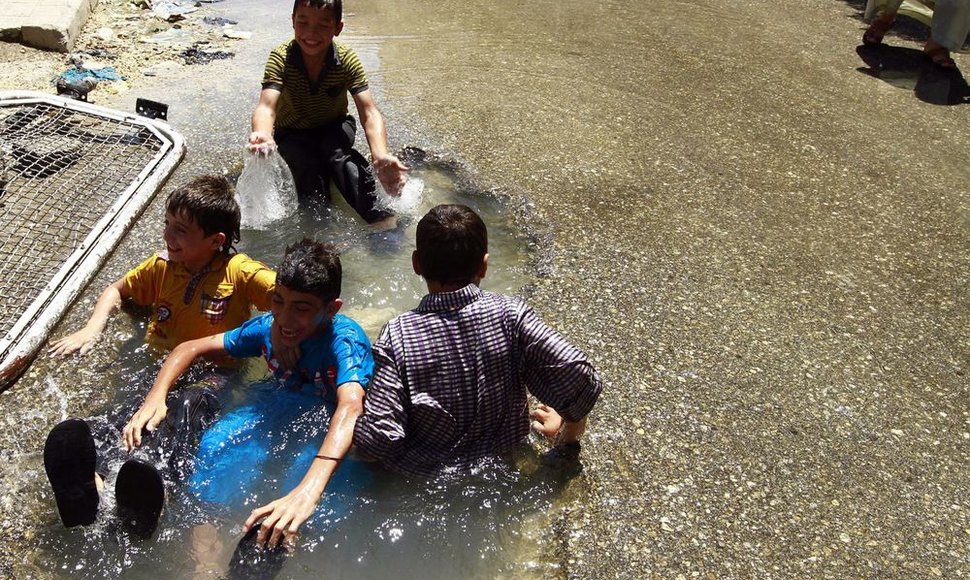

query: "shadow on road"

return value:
[856, 44, 970, 105]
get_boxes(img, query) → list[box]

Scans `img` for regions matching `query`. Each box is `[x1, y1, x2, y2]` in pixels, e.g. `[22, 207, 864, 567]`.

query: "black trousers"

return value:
[90, 385, 219, 485]
[275, 116, 391, 224]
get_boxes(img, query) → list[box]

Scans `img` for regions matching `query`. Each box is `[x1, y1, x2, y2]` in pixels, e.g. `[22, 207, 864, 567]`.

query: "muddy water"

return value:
[3, 0, 574, 577]
[345, 0, 659, 208]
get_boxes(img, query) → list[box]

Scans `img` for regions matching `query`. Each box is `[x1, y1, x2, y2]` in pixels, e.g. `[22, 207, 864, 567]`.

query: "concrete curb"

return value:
[0, 0, 99, 53]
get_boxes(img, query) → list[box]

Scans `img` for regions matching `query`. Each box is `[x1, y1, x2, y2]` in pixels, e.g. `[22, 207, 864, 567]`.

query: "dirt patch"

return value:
[0, 43, 63, 92]
[0, 0, 250, 100]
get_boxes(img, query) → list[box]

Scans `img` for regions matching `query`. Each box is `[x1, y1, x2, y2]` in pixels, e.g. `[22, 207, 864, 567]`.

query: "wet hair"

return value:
[276, 238, 342, 302]
[415, 204, 488, 286]
[292, 0, 341, 21]
[165, 175, 241, 255]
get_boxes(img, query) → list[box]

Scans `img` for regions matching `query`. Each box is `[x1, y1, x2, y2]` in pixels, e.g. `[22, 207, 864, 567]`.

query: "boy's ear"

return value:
[476, 253, 489, 281]
[210, 232, 226, 250]
[411, 250, 423, 276]
[334, 20, 344, 36]
[326, 298, 343, 316]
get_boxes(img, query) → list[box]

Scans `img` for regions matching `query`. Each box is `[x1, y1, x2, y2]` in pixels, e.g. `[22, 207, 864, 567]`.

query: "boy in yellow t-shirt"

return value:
[43, 174, 276, 532]
[50, 174, 275, 355]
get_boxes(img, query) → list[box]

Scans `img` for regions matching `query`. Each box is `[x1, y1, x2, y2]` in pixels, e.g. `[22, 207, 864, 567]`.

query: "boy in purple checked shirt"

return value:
[353, 204, 601, 475]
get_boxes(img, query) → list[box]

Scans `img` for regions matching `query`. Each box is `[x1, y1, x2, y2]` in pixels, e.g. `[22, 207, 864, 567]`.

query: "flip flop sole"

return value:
[43, 418, 99, 527]
[227, 526, 287, 580]
[116, 458, 165, 538]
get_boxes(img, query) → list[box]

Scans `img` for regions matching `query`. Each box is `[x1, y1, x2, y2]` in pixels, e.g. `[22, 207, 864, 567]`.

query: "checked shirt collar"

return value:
[416, 283, 482, 313]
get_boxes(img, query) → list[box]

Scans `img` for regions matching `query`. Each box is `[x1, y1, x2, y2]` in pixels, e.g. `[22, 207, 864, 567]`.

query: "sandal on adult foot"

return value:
[863, 17, 893, 46]
[925, 46, 956, 69]
[116, 458, 165, 539]
[43, 418, 99, 527]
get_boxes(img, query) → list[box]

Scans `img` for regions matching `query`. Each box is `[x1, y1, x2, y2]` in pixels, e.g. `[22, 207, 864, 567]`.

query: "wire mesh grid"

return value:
[0, 102, 165, 338]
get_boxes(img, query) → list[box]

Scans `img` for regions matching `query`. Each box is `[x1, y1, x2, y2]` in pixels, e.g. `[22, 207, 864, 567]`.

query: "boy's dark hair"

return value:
[277, 238, 342, 303]
[415, 204, 488, 286]
[165, 175, 241, 255]
[292, 0, 342, 21]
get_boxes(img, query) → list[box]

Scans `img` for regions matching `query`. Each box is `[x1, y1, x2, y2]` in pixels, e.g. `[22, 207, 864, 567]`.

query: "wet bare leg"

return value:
[191, 523, 228, 579]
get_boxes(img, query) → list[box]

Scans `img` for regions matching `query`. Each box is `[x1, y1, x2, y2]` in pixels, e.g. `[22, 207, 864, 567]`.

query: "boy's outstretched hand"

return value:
[530, 404, 563, 442]
[48, 279, 126, 357]
[122, 396, 168, 451]
[48, 328, 100, 357]
[247, 131, 276, 155]
[373, 154, 408, 197]
[243, 480, 322, 550]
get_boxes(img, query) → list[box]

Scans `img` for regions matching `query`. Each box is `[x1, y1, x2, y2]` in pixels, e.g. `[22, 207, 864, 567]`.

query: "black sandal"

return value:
[43, 419, 99, 527]
[116, 458, 165, 538]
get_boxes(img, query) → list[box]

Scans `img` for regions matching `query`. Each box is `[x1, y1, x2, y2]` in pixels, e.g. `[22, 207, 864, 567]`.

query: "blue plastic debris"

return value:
[58, 66, 125, 84]
[54, 66, 125, 101]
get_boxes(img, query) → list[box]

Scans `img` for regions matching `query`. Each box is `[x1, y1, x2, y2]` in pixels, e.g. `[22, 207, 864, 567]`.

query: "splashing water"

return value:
[234, 149, 298, 230]
[376, 176, 425, 217]
[45, 376, 69, 421]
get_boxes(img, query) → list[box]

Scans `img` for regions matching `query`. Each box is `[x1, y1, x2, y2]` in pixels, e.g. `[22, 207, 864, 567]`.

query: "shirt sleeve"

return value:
[352, 324, 409, 461]
[261, 42, 288, 91]
[341, 46, 369, 95]
[233, 254, 276, 312]
[122, 254, 163, 306]
[331, 318, 374, 388]
[516, 303, 602, 423]
[222, 314, 270, 359]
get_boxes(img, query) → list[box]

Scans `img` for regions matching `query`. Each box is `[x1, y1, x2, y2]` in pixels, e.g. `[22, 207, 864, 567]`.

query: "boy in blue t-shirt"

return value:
[124, 238, 372, 549]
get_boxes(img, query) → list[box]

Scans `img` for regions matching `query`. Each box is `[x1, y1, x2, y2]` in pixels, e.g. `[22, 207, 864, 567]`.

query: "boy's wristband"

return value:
[314, 454, 342, 463]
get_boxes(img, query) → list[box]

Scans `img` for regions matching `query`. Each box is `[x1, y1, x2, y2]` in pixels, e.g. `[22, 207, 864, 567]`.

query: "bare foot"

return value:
[925, 39, 956, 68]
[191, 523, 227, 578]
[369, 215, 399, 232]
[863, 13, 895, 46]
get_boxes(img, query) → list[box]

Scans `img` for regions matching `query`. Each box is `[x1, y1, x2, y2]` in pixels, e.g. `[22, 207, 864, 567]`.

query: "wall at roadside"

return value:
[0, 0, 99, 52]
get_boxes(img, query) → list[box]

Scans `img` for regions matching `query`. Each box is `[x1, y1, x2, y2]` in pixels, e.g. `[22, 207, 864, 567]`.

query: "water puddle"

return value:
[15, 0, 569, 575]
[235, 154, 533, 339]
[27, 159, 554, 578]
[34, 443, 571, 579]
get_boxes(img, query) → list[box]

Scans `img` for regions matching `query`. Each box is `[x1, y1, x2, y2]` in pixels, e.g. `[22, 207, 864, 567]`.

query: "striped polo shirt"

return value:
[261, 39, 369, 129]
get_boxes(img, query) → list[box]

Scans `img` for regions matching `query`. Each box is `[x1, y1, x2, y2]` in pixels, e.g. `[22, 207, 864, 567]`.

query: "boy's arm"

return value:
[530, 404, 586, 444]
[49, 277, 130, 357]
[243, 381, 365, 549]
[518, 305, 602, 438]
[352, 89, 408, 196]
[122, 333, 228, 450]
[248, 88, 281, 152]
[352, 338, 409, 462]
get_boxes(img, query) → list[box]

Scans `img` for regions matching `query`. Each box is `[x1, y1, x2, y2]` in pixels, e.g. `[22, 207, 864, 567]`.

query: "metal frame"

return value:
[0, 90, 185, 390]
